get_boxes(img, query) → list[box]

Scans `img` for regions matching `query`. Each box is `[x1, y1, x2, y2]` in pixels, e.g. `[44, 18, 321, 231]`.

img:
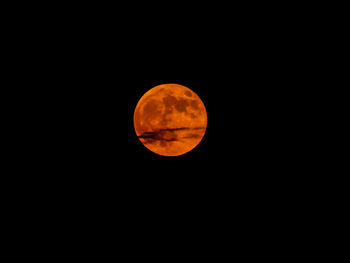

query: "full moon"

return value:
[134, 83, 207, 156]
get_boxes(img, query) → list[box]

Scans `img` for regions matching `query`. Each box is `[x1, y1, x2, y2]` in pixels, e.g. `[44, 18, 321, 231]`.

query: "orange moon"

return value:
[134, 83, 207, 156]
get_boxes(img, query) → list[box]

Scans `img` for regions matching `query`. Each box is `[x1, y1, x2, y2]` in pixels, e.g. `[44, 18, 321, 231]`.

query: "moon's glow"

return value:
[134, 83, 207, 156]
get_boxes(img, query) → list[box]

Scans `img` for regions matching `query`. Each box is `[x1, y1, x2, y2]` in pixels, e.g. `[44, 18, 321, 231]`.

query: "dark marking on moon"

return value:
[185, 90, 192, 97]
[175, 98, 189, 113]
[139, 130, 178, 145]
[183, 134, 202, 139]
[163, 95, 191, 113]
[138, 127, 205, 142]
[190, 99, 199, 110]
[163, 95, 177, 107]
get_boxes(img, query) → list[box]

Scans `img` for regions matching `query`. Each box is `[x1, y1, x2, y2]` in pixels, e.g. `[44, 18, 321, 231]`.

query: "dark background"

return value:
[32, 29, 299, 216]
[6, 3, 317, 254]
[12, 2, 303, 171]
[15, 3, 304, 203]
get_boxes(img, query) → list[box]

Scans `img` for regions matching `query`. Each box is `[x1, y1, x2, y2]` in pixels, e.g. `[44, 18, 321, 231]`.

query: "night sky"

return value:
[8, 3, 313, 255]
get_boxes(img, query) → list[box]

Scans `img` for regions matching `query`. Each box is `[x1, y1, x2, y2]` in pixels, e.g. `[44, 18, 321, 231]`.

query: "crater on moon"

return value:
[185, 90, 192, 97]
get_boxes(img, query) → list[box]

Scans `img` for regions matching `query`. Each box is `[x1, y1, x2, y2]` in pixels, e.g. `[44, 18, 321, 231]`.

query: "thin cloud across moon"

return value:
[134, 83, 207, 156]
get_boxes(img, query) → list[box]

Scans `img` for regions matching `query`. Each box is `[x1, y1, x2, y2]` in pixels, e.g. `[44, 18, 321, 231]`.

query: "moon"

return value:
[134, 83, 207, 156]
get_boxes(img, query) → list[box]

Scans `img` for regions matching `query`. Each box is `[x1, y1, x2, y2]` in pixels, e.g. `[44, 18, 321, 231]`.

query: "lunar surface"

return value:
[134, 83, 207, 156]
